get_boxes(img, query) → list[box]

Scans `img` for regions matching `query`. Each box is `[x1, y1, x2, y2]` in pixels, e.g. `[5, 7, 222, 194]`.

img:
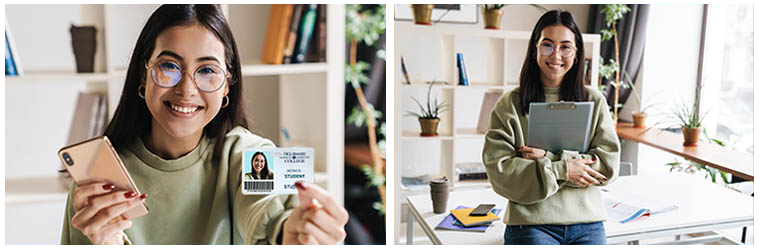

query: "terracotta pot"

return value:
[419, 118, 440, 137]
[482, 8, 503, 30]
[681, 126, 700, 146]
[411, 4, 434, 25]
[632, 112, 647, 128]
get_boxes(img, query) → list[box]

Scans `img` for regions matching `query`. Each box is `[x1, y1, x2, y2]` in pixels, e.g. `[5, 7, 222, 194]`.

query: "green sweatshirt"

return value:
[61, 126, 297, 244]
[482, 86, 620, 225]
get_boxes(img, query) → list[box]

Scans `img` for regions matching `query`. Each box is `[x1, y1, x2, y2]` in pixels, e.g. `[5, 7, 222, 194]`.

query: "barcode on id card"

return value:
[244, 181, 274, 192]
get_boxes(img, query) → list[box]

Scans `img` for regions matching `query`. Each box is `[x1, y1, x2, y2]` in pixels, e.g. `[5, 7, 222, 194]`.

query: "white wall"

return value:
[636, 5, 704, 176]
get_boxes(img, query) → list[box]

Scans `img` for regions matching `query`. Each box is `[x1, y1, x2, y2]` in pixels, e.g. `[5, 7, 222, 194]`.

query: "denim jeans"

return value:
[503, 222, 607, 245]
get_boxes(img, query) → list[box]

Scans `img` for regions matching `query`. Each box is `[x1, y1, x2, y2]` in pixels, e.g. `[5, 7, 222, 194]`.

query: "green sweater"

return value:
[61, 126, 297, 244]
[482, 86, 620, 225]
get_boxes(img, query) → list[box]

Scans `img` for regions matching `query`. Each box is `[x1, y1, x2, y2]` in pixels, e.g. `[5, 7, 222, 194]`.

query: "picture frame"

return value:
[395, 4, 478, 24]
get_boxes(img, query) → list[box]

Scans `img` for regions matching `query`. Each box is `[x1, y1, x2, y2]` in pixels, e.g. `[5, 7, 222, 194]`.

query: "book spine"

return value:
[291, 4, 317, 64]
[6, 33, 17, 76]
[6, 19, 22, 75]
[261, 4, 294, 64]
[457, 53, 468, 86]
[305, 5, 326, 63]
[282, 5, 304, 64]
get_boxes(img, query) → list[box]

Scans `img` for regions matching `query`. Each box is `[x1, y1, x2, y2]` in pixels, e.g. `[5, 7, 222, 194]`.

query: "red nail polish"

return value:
[102, 184, 115, 191]
[139, 193, 147, 200]
[294, 182, 306, 190]
[124, 191, 137, 198]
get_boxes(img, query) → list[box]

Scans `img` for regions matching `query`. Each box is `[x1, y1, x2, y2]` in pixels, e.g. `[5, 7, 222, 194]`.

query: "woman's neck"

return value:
[144, 122, 203, 159]
[540, 75, 562, 89]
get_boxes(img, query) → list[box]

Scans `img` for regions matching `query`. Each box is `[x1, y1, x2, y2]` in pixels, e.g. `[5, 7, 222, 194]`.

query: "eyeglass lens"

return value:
[150, 61, 226, 92]
[538, 43, 575, 58]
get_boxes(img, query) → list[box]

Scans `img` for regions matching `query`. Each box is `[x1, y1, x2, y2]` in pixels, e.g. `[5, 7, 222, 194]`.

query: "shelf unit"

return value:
[393, 22, 600, 242]
[5, 4, 345, 244]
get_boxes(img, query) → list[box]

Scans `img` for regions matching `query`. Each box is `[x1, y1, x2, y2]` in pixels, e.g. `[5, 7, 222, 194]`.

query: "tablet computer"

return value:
[527, 102, 594, 153]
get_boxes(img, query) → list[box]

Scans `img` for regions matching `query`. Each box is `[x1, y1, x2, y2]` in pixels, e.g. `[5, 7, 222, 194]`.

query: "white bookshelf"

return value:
[393, 22, 600, 243]
[5, 4, 345, 244]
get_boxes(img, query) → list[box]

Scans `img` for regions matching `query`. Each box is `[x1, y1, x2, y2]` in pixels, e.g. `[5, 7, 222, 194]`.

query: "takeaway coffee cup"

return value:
[429, 177, 450, 214]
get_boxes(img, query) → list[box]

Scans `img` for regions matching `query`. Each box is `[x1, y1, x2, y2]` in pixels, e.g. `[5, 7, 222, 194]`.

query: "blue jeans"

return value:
[503, 222, 607, 245]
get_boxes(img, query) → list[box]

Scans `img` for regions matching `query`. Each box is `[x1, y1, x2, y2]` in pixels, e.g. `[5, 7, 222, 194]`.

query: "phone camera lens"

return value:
[62, 152, 74, 166]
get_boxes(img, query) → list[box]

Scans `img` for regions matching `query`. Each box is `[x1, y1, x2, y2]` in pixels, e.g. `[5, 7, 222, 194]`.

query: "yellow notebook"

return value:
[450, 208, 500, 227]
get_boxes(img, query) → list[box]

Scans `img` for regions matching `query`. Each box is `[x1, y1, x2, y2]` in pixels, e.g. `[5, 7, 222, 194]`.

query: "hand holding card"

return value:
[282, 181, 349, 245]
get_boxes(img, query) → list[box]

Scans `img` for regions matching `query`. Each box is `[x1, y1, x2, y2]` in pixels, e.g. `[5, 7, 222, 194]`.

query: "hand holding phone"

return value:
[59, 136, 149, 244]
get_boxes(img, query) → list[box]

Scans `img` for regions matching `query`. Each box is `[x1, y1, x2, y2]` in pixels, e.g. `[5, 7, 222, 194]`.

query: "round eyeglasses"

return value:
[537, 42, 577, 58]
[147, 60, 229, 93]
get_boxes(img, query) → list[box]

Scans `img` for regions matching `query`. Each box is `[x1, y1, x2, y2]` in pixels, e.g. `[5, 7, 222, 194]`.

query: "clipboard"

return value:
[527, 102, 594, 153]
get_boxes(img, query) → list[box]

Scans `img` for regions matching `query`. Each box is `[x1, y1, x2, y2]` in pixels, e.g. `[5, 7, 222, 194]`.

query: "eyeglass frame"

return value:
[535, 41, 578, 59]
[144, 59, 231, 93]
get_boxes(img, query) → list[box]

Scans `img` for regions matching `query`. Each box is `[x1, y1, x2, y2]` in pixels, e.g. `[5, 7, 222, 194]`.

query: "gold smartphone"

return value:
[58, 136, 149, 219]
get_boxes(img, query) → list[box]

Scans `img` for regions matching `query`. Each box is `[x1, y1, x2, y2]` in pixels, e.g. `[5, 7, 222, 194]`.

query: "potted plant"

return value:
[480, 4, 547, 30]
[675, 101, 706, 146]
[481, 4, 505, 30]
[620, 73, 656, 128]
[406, 81, 448, 137]
[411, 4, 434, 25]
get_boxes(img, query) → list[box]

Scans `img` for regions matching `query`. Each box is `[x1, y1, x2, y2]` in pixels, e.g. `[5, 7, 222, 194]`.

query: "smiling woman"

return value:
[60, 4, 348, 245]
[481, 10, 620, 245]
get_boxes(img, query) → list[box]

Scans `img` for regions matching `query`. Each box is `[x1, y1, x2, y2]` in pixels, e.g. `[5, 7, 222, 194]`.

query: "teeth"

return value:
[170, 103, 199, 114]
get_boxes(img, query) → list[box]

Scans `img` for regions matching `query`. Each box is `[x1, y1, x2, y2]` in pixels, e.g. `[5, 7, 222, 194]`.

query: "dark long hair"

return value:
[518, 10, 588, 116]
[103, 4, 249, 163]
[250, 151, 270, 179]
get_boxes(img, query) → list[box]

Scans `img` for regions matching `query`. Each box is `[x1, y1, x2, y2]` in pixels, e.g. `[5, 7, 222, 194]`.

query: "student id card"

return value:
[242, 147, 314, 195]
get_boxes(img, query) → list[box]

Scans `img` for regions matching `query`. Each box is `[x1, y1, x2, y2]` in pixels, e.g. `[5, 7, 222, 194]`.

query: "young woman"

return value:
[481, 10, 620, 245]
[61, 5, 347, 245]
[245, 152, 273, 180]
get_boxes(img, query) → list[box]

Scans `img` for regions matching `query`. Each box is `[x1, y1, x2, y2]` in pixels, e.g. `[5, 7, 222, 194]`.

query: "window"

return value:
[701, 4, 753, 154]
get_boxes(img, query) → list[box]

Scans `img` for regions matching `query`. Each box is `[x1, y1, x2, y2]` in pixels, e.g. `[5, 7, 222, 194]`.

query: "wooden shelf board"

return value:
[241, 62, 328, 76]
[616, 122, 753, 181]
[5, 71, 109, 82]
[401, 130, 454, 141]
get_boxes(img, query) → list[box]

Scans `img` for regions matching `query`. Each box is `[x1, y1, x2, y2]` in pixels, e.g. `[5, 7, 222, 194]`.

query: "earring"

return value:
[138, 86, 146, 99]
[221, 95, 229, 108]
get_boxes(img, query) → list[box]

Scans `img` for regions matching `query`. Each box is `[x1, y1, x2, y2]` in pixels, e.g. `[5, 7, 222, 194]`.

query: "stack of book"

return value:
[435, 205, 502, 232]
[261, 4, 327, 65]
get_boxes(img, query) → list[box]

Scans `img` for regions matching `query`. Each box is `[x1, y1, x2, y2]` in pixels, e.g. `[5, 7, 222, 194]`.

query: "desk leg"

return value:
[741, 227, 746, 243]
[407, 206, 413, 245]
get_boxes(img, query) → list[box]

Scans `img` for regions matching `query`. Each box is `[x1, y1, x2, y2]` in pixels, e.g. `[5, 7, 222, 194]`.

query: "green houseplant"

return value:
[620, 73, 657, 128]
[598, 4, 631, 121]
[345, 4, 386, 216]
[406, 81, 448, 136]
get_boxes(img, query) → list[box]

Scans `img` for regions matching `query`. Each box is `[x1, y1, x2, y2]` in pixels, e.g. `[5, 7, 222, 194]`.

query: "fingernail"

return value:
[102, 184, 115, 191]
[139, 193, 147, 200]
[124, 191, 137, 198]
[294, 182, 307, 190]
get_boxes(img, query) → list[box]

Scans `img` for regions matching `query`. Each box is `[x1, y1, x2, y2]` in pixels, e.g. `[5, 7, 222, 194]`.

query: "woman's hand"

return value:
[282, 182, 349, 245]
[566, 158, 607, 187]
[518, 146, 546, 160]
[70, 182, 147, 244]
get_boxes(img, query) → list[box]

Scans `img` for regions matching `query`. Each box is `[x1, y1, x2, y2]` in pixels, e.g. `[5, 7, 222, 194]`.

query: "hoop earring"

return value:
[221, 95, 229, 108]
[138, 86, 146, 99]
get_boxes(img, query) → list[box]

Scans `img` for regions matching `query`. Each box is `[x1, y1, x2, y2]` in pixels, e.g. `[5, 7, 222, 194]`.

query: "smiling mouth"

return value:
[547, 62, 565, 69]
[165, 101, 204, 114]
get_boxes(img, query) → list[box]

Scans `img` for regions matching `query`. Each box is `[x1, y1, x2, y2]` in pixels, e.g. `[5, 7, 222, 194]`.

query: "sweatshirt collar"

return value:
[129, 135, 212, 172]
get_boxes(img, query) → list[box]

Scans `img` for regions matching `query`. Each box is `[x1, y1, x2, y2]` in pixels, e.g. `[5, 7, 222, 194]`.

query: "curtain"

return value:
[587, 4, 650, 109]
